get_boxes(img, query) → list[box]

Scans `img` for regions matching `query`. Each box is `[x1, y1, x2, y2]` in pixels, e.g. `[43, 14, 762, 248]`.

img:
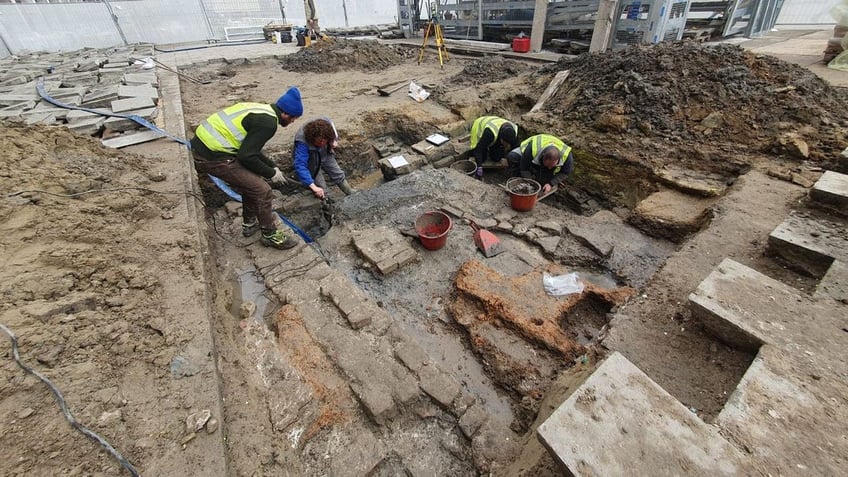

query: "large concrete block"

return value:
[537, 352, 746, 476]
[689, 258, 843, 353]
[809, 170, 848, 215]
[767, 211, 847, 277]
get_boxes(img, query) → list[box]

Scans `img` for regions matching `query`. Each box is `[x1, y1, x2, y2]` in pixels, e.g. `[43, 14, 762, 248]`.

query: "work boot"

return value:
[242, 219, 260, 237]
[260, 229, 297, 250]
[337, 179, 357, 195]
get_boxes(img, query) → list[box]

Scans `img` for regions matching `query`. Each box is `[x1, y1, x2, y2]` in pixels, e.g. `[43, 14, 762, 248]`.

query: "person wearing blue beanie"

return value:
[275, 87, 304, 117]
[189, 87, 304, 250]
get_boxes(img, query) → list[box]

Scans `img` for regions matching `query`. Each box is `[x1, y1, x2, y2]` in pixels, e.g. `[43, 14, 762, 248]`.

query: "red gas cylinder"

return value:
[512, 36, 530, 53]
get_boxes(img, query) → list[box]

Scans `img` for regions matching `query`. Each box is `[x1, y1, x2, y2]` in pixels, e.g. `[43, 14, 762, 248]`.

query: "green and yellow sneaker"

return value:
[260, 229, 297, 250]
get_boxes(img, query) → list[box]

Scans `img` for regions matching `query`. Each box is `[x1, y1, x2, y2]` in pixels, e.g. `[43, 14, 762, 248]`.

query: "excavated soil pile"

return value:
[448, 56, 534, 86]
[277, 38, 416, 73]
[545, 42, 848, 167]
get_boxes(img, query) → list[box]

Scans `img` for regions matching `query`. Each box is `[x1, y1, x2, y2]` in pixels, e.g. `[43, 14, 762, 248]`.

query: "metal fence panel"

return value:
[114, 0, 213, 45]
[0, 3, 121, 54]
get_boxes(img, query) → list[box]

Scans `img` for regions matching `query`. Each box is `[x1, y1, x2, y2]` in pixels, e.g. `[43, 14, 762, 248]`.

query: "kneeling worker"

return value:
[469, 115, 519, 179]
[292, 117, 355, 199]
[507, 134, 574, 195]
[190, 87, 304, 250]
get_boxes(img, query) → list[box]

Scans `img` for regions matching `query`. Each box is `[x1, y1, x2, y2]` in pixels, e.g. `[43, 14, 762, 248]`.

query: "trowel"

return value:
[469, 221, 503, 258]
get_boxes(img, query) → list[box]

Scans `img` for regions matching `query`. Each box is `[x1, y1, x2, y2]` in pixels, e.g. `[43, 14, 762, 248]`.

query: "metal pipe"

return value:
[102, 0, 128, 46]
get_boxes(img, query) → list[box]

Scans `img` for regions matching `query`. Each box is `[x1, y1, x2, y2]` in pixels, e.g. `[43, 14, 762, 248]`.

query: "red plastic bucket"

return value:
[512, 37, 530, 53]
[414, 211, 452, 250]
[506, 177, 540, 212]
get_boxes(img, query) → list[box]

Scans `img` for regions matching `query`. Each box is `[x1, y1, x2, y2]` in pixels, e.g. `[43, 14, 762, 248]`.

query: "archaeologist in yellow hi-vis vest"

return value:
[468, 115, 519, 179]
[190, 87, 304, 250]
[507, 134, 575, 195]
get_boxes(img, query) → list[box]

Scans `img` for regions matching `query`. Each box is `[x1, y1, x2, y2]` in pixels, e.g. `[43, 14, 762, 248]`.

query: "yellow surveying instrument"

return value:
[417, 3, 449, 68]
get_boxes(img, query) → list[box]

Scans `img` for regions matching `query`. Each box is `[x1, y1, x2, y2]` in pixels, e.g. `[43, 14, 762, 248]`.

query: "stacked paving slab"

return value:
[538, 171, 848, 475]
[0, 44, 161, 147]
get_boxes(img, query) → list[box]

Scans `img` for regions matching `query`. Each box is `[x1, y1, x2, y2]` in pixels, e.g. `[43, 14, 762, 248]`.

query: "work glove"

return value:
[474, 166, 484, 179]
[270, 167, 287, 185]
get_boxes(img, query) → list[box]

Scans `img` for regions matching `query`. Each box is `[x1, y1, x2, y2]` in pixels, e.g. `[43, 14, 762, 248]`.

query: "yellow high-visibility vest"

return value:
[196, 103, 277, 153]
[522, 134, 571, 173]
[470, 116, 516, 149]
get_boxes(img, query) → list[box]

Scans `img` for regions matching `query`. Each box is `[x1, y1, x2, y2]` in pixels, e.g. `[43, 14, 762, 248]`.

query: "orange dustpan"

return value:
[470, 221, 503, 257]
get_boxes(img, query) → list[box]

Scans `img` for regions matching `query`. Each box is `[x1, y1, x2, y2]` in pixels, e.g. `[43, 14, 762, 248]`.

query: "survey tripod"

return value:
[417, 16, 449, 68]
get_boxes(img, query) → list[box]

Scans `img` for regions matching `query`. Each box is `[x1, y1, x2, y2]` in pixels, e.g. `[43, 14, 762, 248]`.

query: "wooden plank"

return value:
[529, 70, 570, 113]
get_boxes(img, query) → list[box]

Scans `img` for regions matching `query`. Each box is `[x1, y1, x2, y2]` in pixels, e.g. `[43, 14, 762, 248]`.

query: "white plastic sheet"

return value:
[408, 81, 430, 102]
[543, 272, 584, 296]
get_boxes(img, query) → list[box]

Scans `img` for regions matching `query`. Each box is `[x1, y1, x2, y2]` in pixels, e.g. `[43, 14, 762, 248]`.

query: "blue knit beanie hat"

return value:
[275, 87, 303, 116]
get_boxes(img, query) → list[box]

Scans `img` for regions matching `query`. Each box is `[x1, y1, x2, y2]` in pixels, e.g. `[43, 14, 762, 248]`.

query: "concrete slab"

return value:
[118, 84, 159, 101]
[716, 345, 848, 475]
[809, 170, 848, 214]
[100, 129, 165, 148]
[537, 352, 746, 476]
[814, 259, 848, 304]
[689, 258, 845, 355]
[767, 211, 848, 277]
[111, 96, 155, 113]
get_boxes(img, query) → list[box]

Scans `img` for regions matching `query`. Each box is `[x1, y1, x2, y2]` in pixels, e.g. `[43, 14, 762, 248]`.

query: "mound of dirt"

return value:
[277, 38, 416, 73]
[544, 42, 848, 164]
[449, 56, 534, 86]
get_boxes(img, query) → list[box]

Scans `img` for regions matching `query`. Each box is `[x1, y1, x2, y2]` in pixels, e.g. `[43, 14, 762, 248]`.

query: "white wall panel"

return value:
[283, 0, 398, 29]
[0, 4, 121, 54]
[113, 0, 212, 45]
[777, 0, 840, 25]
[0, 0, 400, 58]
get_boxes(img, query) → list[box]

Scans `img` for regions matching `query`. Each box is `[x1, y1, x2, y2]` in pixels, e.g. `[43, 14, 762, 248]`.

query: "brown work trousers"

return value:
[192, 151, 275, 229]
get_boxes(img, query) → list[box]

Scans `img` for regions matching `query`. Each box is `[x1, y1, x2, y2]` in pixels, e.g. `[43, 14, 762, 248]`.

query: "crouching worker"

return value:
[190, 87, 303, 250]
[469, 116, 519, 179]
[507, 134, 574, 195]
[292, 117, 355, 199]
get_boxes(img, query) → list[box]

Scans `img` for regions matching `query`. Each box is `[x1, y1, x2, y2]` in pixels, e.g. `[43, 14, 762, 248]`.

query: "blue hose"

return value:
[36, 78, 313, 244]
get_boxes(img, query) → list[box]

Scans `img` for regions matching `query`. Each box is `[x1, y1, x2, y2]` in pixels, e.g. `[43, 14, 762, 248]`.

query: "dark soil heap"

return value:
[449, 56, 534, 86]
[277, 38, 416, 73]
[544, 42, 848, 164]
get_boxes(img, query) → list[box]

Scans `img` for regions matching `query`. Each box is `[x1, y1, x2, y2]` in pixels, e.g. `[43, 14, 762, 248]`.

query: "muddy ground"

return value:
[2, 37, 847, 475]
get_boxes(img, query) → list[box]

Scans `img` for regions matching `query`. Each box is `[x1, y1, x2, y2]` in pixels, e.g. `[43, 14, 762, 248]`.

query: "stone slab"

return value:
[715, 345, 848, 475]
[689, 258, 844, 355]
[655, 166, 729, 197]
[809, 170, 848, 214]
[67, 116, 105, 136]
[352, 226, 418, 274]
[378, 154, 427, 179]
[123, 72, 159, 87]
[118, 84, 158, 100]
[628, 189, 715, 243]
[814, 259, 848, 304]
[767, 211, 848, 277]
[111, 96, 154, 113]
[411, 138, 454, 162]
[103, 107, 157, 132]
[537, 352, 746, 476]
[100, 129, 164, 148]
